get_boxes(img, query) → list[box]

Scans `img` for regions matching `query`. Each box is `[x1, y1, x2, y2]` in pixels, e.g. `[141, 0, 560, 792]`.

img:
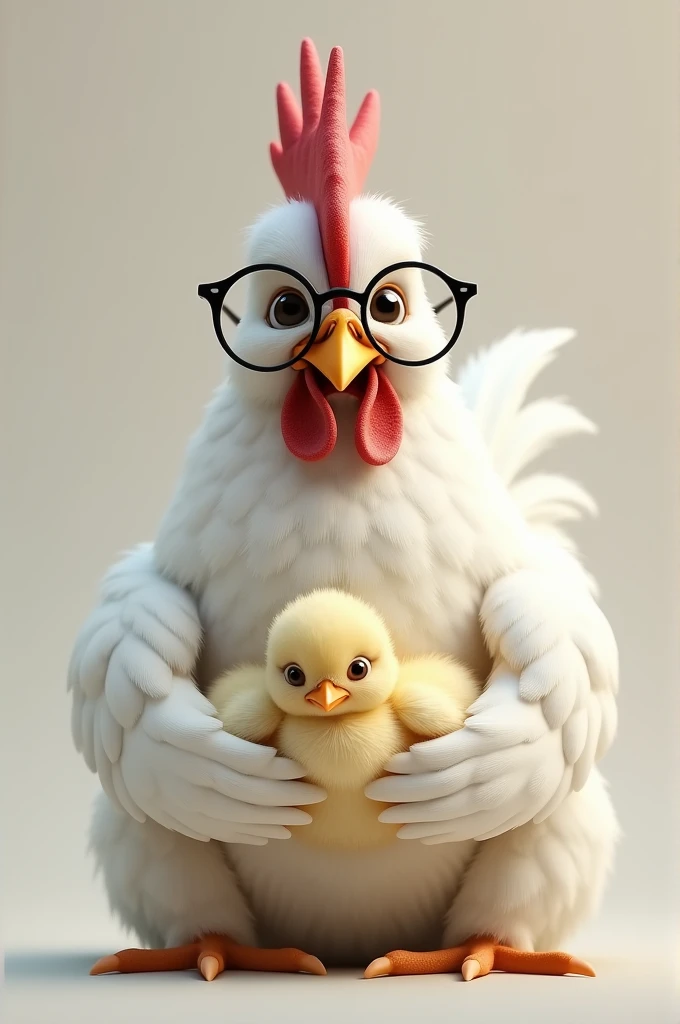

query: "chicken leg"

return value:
[364, 936, 595, 981]
[91, 934, 326, 981]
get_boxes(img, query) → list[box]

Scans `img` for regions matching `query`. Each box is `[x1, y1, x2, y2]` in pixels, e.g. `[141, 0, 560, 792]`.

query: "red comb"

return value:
[270, 38, 380, 288]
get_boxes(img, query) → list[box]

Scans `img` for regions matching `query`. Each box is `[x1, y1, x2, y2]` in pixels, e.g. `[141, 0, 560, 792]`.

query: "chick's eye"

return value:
[369, 285, 407, 325]
[268, 289, 310, 329]
[283, 664, 306, 687]
[347, 658, 371, 681]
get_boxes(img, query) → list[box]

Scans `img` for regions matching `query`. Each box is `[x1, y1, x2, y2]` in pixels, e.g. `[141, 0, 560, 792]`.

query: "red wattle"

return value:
[281, 368, 337, 462]
[355, 365, 403, 466]
[281, 364, 403, 466]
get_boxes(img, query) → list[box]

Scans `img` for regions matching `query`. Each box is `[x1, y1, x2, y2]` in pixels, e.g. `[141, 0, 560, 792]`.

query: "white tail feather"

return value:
[510, 474, 597, 524]
[456, 329, 597, 550]
[494, 399, 596, 485]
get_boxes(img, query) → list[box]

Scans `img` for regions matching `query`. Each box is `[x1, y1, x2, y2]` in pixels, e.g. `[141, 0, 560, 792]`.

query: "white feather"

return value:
[73, 195, 618, 963]
[497, 399, 596, 486]
[456, 328, 575, 465]
[68, 544, 322, 844]
[456, 328, 597, 546]
[511, 472, 597, 519]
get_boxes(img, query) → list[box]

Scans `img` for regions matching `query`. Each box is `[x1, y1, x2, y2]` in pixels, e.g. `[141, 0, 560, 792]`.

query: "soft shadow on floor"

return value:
[5, 951, 99, 983]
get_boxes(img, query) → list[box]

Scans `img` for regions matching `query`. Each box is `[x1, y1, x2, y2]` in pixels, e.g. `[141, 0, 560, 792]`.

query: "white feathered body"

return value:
[155, 372, 528, 686]
[142, 337, 614, 960]
[89, 338, 618, 960]
[82, 197, 618, 963]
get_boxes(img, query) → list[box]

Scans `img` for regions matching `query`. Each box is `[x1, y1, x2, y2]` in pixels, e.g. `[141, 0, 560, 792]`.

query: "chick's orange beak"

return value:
[294, 309, 384, 393]
[304, 679, 351, 712]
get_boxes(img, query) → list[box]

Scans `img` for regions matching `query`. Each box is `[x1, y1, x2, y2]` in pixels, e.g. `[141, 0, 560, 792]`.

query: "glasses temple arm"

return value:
[221, 303, 241, 327]
[433, 296, 455, 316]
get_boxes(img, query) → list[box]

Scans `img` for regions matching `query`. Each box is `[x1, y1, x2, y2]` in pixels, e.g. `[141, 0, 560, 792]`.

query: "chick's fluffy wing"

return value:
[392, 656, 481, 738]
[209, 666, 284, 744]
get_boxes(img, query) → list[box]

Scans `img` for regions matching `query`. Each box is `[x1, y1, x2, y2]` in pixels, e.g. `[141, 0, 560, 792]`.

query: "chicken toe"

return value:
[90, 934, 326, 980]
[364, 936, 595, 981]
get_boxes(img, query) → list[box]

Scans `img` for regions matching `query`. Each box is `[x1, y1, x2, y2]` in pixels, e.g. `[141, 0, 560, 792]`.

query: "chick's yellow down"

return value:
[208, 589, 480, 850]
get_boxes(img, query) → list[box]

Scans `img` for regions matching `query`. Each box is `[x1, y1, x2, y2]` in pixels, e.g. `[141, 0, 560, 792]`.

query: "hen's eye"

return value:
[369, 285, 407, 325]
[347, 658, 371, 681]
[268, 289, 310, 329]
[283, 664, 306, 687]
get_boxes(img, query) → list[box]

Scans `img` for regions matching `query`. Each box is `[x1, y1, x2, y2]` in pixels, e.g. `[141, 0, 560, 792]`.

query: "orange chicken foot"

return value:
[364, 935, 595, 981]
[90, 934, 326, 981]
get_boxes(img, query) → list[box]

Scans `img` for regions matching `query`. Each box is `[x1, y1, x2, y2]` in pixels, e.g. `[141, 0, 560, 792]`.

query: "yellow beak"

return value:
[296, 309, 383, 392]
[305, 679, 351, 713]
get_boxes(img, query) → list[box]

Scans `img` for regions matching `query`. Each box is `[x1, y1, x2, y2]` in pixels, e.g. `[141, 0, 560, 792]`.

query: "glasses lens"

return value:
[219, 268, 316, 369]
[365, 267, 461, 365]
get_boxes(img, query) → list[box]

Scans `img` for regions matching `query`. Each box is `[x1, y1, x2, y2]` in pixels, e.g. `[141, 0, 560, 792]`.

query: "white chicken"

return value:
[73, 39, 619, 981]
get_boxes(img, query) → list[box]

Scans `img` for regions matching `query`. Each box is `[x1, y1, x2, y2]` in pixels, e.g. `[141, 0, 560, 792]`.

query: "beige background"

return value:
[1, 1, 678, 1021]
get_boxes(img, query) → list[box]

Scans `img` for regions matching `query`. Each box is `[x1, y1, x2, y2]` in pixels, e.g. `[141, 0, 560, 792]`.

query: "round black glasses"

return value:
[197, 261, 477, 373]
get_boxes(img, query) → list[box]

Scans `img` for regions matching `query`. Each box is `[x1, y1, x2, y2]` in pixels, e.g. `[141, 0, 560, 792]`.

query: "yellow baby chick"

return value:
[208, 589, 480, 851]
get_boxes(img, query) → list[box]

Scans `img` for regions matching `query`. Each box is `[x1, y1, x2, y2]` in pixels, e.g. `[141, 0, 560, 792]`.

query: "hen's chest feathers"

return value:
[155, 380, 528, 681]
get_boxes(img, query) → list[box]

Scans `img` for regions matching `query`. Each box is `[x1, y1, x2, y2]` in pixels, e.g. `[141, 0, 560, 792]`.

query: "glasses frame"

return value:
[197, 261, 477, 373]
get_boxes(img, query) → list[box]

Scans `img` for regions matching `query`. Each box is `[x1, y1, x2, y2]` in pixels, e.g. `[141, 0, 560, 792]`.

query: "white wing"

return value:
[367, 330, 618, 839]
[68, 545, 324, 843]
[369, 562, 618, 842]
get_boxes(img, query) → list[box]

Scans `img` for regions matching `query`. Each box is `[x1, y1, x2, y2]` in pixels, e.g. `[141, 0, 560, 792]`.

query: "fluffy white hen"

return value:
[73, 40, 619, 981]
